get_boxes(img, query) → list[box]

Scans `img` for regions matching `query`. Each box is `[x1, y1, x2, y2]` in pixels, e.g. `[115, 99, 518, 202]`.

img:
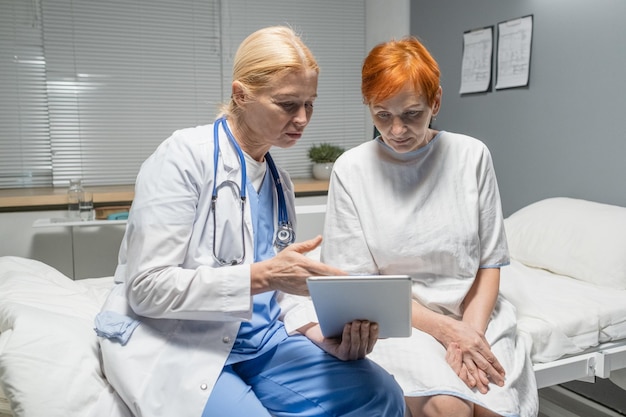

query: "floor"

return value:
[539, 384, 626, 417]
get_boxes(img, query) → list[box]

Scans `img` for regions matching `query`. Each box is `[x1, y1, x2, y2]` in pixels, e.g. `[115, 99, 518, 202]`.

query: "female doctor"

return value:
[95, 26, 405, 417]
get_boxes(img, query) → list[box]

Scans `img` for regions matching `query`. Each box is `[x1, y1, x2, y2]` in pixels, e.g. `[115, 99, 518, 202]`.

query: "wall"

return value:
[365, 0, 411, 135]
[411, 0, 626, 216]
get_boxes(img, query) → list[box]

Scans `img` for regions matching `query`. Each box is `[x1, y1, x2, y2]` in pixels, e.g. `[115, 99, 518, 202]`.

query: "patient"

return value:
[320, 37, 539, 417]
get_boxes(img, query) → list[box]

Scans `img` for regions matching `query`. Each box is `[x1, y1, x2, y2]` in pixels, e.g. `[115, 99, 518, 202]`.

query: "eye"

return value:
[376, 112, 391, 120]
[305, 101, 314, 110]
[404, 110, 422, 118]
[278, 102, 297, 111]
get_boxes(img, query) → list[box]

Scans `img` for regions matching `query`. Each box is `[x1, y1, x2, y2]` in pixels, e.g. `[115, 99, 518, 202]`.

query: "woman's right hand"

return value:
[250, 235, 346, 296]
[301, 320, 379, 361]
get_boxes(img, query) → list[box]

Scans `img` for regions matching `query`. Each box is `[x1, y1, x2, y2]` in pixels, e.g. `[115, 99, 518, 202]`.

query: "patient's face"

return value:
[369, 83, 440, 154]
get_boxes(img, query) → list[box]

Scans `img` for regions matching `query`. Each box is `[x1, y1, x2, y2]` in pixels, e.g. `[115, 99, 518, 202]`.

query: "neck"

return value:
[227, 117, 268, 162]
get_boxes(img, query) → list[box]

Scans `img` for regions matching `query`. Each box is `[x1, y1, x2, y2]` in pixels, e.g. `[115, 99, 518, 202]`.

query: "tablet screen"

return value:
[306, 275, 412, 338]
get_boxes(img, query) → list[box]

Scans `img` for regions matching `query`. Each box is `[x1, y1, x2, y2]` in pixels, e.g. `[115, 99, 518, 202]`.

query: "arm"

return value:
[458, 267, 505, 393]
[409, 269, 505, 394]
[462, 267, 499, 335]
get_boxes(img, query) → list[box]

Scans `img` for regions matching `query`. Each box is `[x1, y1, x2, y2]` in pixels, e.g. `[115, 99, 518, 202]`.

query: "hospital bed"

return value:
[1, 197, 626, 416]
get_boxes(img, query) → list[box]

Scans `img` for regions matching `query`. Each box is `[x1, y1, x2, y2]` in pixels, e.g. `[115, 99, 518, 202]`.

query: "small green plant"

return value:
[307, 143, 345, 164]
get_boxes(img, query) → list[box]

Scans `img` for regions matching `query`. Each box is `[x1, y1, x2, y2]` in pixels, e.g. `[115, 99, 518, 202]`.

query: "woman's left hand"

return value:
[442, 319, 505, 394]
[301, 320, 379, 361]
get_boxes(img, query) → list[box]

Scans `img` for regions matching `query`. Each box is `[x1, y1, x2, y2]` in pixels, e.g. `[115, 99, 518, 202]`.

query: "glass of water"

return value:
[79, 191, 94, 221]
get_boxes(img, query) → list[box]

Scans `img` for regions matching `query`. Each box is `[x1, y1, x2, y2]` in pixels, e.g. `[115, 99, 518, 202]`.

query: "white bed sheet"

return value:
[0, 256, 130, 417]
[500, 259, 626, 364]
[2, 254, 626, 416]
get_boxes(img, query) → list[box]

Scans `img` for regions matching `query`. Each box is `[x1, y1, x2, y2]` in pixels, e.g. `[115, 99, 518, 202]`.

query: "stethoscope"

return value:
[211, 117, 295, 265]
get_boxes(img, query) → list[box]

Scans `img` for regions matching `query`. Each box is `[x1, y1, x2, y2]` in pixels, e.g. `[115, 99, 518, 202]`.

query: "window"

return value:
[0, 1, 51, 188]
[0, 0, 366, 189]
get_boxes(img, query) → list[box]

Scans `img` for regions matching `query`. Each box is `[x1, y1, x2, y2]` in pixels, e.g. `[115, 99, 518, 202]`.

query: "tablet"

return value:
[306, 275, 412, 338]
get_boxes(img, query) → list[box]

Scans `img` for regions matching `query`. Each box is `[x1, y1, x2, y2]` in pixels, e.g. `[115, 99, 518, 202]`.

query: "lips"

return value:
[390, 137, 410, 144]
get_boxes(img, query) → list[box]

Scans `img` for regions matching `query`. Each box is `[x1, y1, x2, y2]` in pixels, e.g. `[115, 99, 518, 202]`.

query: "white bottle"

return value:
[67, 179, 84, 220]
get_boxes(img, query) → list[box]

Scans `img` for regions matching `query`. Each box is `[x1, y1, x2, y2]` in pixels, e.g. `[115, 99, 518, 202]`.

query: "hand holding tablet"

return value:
[306, 275, 413, 338]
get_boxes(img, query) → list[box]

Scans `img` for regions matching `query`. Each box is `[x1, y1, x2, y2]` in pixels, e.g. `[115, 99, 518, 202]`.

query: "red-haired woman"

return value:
[321, 37, 538, 417]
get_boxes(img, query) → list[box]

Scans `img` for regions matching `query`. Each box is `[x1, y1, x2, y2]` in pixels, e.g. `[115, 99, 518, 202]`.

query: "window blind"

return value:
[41, 0, 221, 186]
[221, 0, 367, 178]
[0, 0, 366, 188]
[0, 1, 52, 188]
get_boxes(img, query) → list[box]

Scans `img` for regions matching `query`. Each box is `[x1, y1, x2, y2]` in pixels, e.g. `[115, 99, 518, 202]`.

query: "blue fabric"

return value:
[204, 328, 406, 417]
[93, 311, 139, 345]
[226, 170, 285, 364]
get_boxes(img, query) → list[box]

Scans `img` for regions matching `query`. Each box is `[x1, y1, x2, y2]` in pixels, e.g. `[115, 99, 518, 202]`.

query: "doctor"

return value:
[95, 26, 405, 417]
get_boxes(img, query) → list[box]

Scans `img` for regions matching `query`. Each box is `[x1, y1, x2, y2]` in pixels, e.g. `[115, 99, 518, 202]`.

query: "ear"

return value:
[231, 81, 246, 106]
[432, 86, 442, 116]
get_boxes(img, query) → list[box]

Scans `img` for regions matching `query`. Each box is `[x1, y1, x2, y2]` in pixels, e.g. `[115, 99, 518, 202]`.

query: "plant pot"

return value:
[312, 162, 334, 180]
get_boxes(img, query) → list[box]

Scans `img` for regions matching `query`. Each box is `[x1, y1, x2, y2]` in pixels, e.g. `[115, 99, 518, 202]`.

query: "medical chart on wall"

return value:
[459, 26, 493, 94]
[495, 15, 533, 90]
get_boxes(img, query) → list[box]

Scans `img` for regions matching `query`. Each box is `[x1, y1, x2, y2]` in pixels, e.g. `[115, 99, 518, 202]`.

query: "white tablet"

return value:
[306, 275, 412, 338]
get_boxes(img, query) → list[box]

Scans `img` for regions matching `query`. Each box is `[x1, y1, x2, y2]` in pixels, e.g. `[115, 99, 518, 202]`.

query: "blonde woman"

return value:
[96, 26, 405, 417]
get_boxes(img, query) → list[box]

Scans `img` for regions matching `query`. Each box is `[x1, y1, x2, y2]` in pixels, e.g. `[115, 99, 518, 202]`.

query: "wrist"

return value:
[250, 261, 272, 294]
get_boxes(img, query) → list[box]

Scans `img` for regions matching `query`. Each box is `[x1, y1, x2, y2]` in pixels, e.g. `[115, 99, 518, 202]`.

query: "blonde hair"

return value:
[221, 26, 319, 119]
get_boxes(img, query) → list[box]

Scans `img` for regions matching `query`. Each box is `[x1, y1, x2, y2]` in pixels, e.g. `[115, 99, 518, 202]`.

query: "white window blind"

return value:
[41, 0, 221, 186]
[220, 0, 367, 178]
[0, 0, 366, 189]
[0, 1, 51, 188]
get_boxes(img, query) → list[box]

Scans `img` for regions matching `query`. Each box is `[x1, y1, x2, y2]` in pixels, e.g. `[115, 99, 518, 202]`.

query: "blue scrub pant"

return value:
[202, 332, 405, 417]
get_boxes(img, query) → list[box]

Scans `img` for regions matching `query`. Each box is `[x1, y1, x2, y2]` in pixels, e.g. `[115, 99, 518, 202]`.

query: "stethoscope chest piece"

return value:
[275, 222, 295, 249]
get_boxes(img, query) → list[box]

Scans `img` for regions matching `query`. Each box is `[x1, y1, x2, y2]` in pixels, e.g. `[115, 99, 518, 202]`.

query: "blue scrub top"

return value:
[226, 169, 287, 364]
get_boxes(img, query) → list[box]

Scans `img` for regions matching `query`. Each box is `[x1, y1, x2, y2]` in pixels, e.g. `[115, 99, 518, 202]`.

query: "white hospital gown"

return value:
[321, 132, 538, 417]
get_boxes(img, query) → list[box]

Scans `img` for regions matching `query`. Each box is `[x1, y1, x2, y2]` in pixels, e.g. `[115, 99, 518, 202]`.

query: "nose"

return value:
[390, 116, 405, 135]
[293, 105, 309, 127]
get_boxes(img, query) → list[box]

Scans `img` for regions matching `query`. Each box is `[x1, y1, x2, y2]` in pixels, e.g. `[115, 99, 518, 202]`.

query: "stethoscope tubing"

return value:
[211, 117, 294, 260]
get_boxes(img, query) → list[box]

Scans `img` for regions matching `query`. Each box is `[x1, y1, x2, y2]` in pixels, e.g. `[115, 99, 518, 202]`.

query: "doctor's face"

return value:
[370, 83, 441, 154]
[238, 69, 318, 153]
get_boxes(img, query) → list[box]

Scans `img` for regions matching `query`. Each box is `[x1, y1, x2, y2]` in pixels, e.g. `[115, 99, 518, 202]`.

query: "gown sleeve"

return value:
[321, 162, 378, 274]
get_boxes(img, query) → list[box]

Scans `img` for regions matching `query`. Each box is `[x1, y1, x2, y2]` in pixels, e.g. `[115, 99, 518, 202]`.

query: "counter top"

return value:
[0, 179, 329, 211]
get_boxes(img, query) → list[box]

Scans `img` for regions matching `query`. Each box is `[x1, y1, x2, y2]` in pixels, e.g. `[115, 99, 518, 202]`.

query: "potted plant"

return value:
[308, 143, 345, 180]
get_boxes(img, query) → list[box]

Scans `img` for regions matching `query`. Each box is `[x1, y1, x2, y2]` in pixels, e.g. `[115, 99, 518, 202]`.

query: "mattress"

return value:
[2, 254, 626, 415]
[500, 259, 626, 364]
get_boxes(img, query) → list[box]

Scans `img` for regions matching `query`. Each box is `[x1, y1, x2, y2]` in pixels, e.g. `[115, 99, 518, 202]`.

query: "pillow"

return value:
[504, 197, 626, 289]
[0, 256, 118, 417]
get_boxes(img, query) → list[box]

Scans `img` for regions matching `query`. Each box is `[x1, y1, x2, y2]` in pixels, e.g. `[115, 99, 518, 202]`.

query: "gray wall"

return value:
[411, 0, 626, 216]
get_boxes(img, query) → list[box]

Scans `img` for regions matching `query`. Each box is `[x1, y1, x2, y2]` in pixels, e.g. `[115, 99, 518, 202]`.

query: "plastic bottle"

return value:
[67, 179, 84, 220]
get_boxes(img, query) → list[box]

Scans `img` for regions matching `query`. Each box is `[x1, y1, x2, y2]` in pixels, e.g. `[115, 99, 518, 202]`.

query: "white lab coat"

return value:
[98, 122, 309, 417]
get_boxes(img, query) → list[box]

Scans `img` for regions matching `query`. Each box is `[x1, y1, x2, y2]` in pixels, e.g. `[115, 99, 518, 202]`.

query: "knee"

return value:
[406, 394, 473, 417]
[357, 367, 405, 416]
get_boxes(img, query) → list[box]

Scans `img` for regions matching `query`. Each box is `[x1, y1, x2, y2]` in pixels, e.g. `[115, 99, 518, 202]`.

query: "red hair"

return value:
[362, 37, 440, 106]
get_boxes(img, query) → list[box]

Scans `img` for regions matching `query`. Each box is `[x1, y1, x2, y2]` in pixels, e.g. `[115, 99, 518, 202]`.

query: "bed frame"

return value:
[534, 339, 626, 389]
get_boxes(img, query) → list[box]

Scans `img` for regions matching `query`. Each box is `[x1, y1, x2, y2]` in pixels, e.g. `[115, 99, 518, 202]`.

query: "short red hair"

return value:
[362, 37, 440, 106]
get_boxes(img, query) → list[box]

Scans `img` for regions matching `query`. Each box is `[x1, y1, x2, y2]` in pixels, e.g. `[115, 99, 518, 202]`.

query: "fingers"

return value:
[445, 343, 463, 375]
[462, 352, 505, 394]
[339, 320, 377, 360]
[286, 235, 322, 254]
[367, 322, 379, 354]
[474, 349, 505, 387]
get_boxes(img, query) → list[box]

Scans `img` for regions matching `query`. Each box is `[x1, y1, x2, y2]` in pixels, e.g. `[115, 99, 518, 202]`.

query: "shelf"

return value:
[33, 218, 127, 228]
[1, 179, 328, 210]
